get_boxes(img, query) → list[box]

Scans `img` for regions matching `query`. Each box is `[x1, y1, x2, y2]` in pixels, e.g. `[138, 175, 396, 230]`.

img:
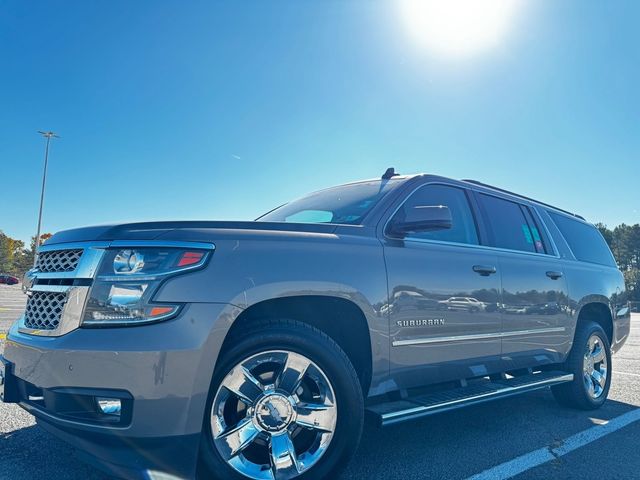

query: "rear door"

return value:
[475, 192, 571, 369]
[383, 183, 502, 389]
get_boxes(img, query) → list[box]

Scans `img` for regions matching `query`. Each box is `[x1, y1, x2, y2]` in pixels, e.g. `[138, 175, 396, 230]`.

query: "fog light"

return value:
[97, 397, 122, 416]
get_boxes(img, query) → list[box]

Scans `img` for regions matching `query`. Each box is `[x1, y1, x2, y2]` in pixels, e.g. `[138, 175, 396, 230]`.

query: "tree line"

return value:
[596, 223, 640, 302]
[0, 224, 639, 301]
[0, 231, 51, 277]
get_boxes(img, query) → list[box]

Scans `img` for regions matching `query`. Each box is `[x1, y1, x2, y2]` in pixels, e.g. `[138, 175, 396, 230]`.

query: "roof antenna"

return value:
[382, 167, 399, 180]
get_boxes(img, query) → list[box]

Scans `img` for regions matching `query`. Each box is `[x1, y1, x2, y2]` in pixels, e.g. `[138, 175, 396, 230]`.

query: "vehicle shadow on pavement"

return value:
[342, 391, 639, 480]
[0, 424, 112, 480]
[0, 390, 637, 480]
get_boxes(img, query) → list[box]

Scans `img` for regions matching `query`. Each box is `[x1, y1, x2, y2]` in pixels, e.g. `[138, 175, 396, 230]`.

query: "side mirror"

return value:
[388, 205, 453, 238]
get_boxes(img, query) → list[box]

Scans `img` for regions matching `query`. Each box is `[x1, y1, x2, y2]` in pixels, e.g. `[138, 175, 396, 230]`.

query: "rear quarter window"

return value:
[547, 212, 617, 267]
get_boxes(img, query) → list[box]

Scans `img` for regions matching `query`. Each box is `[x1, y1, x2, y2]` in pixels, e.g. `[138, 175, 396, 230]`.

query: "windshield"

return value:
[257, 179, 402, 225]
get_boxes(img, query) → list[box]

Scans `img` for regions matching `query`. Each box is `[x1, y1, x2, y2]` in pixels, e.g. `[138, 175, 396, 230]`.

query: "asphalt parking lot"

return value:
[1, 284, 639, 479]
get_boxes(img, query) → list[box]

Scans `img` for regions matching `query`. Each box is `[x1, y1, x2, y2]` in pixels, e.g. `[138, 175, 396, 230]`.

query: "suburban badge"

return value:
[396, 319, 445, 328]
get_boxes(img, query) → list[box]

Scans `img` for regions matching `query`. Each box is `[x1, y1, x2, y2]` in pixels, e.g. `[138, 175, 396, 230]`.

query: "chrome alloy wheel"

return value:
[583, 334, 608, 399]
[210, 350, 338, 480]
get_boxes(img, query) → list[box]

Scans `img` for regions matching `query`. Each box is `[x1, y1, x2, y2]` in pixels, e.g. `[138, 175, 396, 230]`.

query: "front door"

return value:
[384, 183, 503, 390]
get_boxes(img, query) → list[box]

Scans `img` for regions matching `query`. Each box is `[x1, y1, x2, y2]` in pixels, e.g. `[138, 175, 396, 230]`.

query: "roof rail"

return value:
[461, 179, 586, 221]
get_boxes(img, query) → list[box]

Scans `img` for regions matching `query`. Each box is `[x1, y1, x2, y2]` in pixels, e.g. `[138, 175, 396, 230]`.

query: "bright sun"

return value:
[399, 0, 523, 57]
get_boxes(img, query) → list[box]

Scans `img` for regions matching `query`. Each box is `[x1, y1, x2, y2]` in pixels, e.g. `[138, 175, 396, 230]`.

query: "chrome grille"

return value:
[24, 291, 66, 330]
[36, 249, 83, 273]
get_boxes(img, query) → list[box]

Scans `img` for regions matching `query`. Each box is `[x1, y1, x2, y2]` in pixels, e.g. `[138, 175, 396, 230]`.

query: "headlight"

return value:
[82, 246, 211, 327]
[113, 249, 145, 274]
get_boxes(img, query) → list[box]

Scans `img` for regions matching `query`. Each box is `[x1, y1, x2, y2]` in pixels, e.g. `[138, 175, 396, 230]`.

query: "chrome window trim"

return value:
[382, 181, 562, 259]
[392, 327, 567, 347]
[398, 237, 562, 259]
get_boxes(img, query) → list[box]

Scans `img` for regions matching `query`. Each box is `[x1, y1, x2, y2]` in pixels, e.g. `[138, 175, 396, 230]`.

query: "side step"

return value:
[366, 371, 573, 427]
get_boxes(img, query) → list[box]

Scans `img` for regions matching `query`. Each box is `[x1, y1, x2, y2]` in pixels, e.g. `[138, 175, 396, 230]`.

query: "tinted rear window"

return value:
[548, 212, 616, 267]
[478, 194, 540, 253]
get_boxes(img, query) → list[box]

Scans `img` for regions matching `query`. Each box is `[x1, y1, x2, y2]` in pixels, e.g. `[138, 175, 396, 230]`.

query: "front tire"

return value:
[552, 321, 612, 410]
[199, 318, 364, 480]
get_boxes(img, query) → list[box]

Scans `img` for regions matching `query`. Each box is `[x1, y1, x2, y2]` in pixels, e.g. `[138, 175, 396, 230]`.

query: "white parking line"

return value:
[614, 371, 640, 378]
[466, 408, 640, 480]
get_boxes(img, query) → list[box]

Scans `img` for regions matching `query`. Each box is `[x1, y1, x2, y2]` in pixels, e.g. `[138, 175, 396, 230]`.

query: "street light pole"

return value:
[34, 130, 59, 266]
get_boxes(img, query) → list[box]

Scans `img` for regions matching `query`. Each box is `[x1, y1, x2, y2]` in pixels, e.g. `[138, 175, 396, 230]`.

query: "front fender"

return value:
[153, 233, 390, 395]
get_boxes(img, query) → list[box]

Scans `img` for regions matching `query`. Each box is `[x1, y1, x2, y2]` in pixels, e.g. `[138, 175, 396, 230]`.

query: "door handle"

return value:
[546, 271, 563, 280]
[473, 265, 497, 276]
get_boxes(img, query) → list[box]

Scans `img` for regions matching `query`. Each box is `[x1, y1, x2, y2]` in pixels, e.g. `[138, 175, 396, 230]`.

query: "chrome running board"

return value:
[367, 371, 574, 427]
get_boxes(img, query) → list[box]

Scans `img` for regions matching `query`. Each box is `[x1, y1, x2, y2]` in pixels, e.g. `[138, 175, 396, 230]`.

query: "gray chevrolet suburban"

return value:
[0, 170, 630, 480]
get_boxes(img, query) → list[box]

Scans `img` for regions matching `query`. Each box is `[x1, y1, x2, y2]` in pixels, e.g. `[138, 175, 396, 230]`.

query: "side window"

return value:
[394, 184, 479, 245]
[521, 207, 547, 254]
[478, 194, 541, 253]
[547, 212, 617, 267]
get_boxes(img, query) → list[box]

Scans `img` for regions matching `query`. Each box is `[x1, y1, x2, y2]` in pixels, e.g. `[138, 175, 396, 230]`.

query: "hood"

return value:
[45, 220, 339, 245]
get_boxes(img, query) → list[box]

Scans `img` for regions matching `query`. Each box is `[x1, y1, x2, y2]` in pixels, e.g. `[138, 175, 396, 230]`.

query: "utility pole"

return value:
[34, 130, 59, 266]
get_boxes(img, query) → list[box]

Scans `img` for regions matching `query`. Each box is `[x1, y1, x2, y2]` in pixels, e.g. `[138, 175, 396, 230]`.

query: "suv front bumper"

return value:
[2, 302, 239, 479]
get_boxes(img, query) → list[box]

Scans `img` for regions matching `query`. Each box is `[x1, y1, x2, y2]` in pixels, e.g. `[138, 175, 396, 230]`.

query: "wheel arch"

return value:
[221, 295, 374, 395]
[575, 301, 613, 345]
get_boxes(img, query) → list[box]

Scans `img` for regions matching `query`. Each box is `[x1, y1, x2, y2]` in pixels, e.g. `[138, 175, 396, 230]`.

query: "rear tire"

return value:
[199, 318, 364, 480]
[552, 321, 612, 410]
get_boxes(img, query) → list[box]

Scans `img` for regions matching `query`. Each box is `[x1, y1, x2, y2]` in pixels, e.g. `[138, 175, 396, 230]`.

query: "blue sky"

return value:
[1, 1, 639, 244]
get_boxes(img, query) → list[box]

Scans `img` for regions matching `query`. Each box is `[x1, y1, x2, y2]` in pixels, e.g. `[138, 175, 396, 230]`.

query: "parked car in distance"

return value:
[525, 301, 562, 315]
[0, 274, 19, 285]
[0, 169, 631, 480]
[438, 296, 486, 312]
